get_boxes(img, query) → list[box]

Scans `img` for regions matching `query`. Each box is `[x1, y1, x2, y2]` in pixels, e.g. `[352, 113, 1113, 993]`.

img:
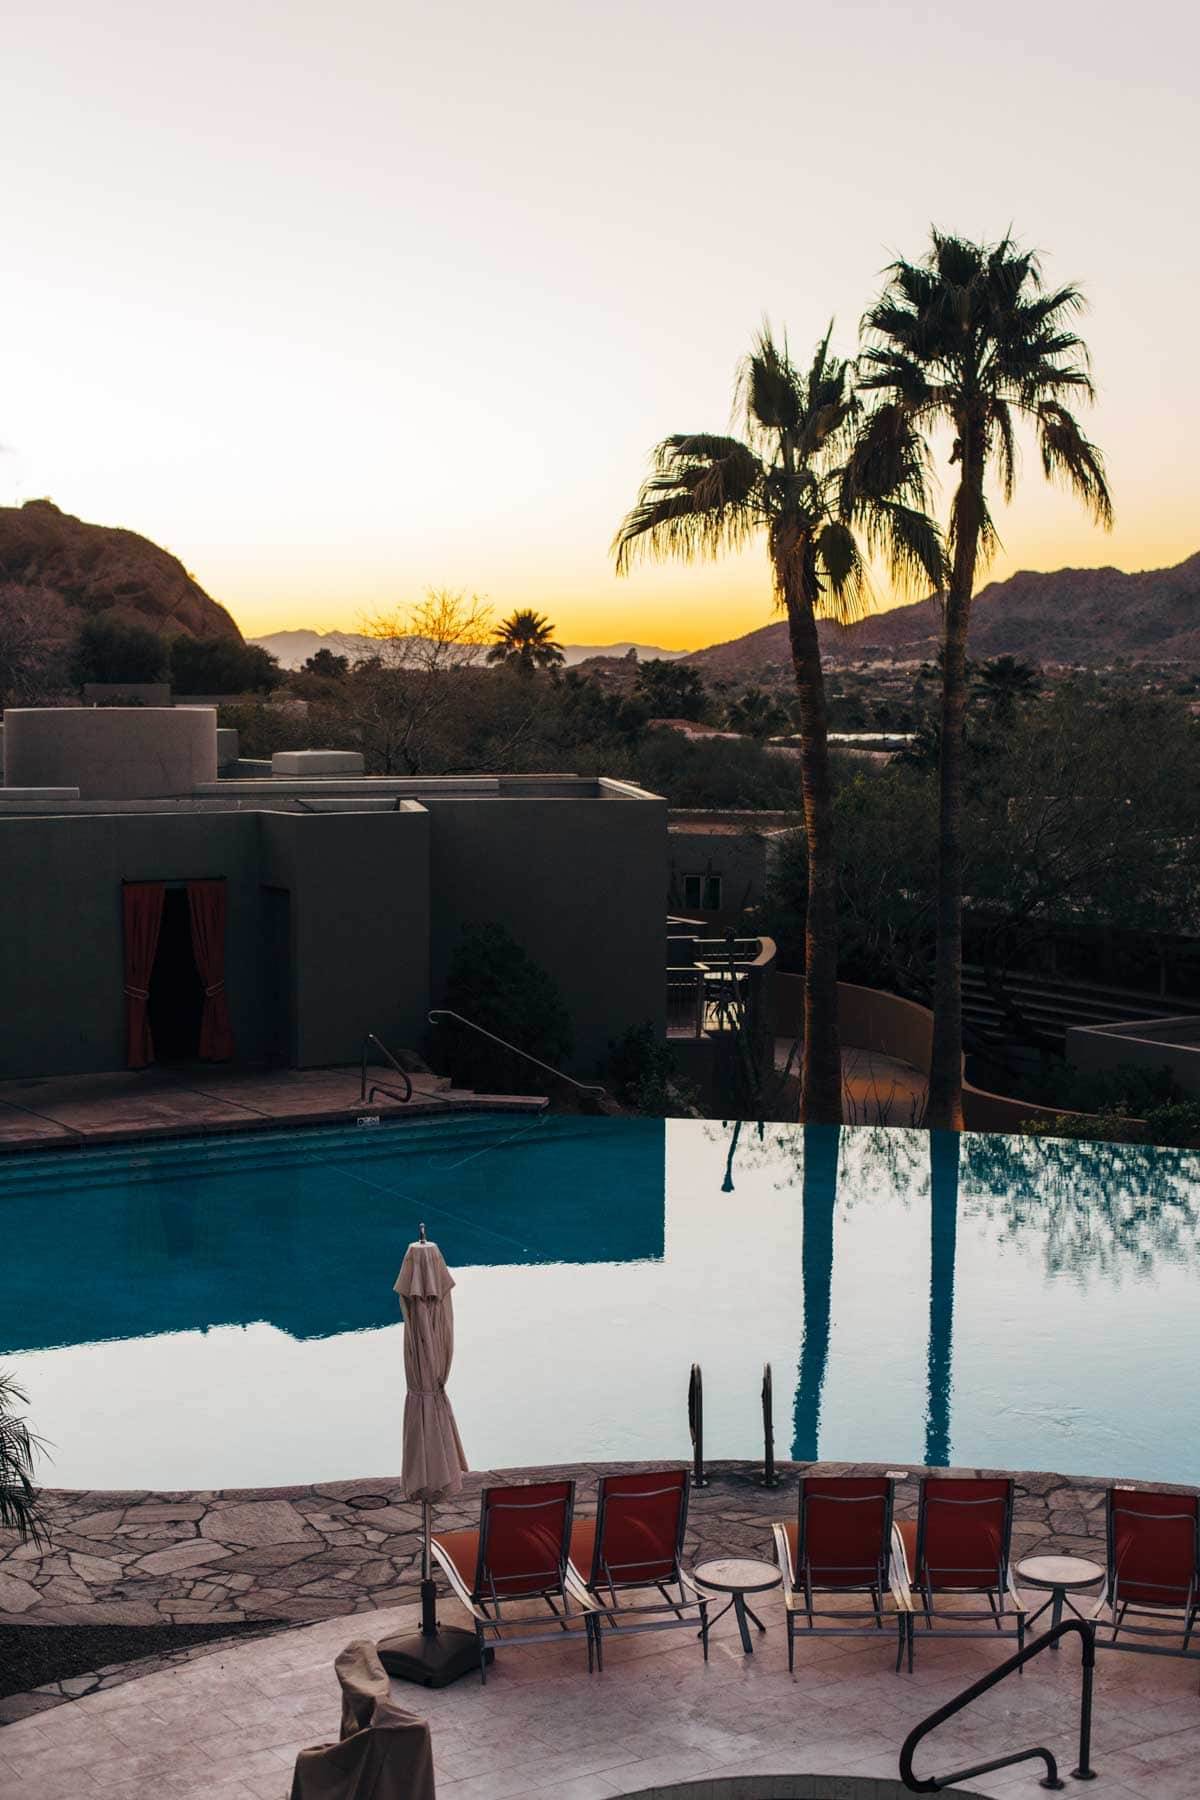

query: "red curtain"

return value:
[123, 883, 165, 1069]
[187, 879, 235, 1062]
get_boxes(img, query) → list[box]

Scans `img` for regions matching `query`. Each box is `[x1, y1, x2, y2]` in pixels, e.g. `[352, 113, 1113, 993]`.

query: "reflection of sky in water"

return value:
[2, 1117, 1198, 1490]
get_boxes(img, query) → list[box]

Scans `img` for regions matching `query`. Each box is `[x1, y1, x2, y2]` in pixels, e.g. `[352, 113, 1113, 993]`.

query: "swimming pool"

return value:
[3, 1115, 1199, 1489]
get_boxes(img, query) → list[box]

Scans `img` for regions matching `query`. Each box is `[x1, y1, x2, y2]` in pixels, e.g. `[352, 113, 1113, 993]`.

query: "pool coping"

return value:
[4, 1456, 1196, 1726]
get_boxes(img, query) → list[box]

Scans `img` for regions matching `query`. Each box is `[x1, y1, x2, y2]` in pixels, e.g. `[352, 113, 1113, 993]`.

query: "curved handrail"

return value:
[359, 1032, 413, 1104]
[899, 1618, 1096, 1792]
[427, 1009, 609, 1098]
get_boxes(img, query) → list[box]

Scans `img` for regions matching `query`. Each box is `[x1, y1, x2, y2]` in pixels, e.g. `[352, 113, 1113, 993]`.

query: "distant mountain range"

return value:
[681, 554, 1200, 680]
[249, 628, 688, 669]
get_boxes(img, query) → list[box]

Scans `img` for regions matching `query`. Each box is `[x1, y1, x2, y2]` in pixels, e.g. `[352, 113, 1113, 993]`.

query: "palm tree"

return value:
[861, 234, 1113, 1128]
[486, 609, 565, 676]
[975, 654, 1040, 722]
[1, 1370, 47, 1546]
[614, 326, 942, 1122]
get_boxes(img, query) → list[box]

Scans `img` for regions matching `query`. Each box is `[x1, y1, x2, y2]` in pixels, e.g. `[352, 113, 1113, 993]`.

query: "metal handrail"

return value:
[427, 1010, 609, 1098]
[687, 1363, 708, 1488]
[359, 1032, 413, 1104]
[899, 1618, 1097, 1793]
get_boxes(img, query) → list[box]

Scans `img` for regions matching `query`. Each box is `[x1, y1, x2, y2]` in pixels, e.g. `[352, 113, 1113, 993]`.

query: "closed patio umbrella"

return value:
[377, 1225, 481, 1687]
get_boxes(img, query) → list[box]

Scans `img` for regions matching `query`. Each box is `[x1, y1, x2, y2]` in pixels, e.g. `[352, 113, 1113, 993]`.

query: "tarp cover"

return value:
[289, 1640, 436, 1800]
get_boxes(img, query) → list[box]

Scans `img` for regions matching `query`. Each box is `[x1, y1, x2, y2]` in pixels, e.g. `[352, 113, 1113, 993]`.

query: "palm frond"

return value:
[814, 521, 872, 623]
[1035, 404, 1114, 525]
[612, 433, 764, 573]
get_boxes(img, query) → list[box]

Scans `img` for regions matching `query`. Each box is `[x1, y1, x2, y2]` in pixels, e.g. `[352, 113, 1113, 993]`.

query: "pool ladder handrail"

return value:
[899, 1617, 1097, 1792]
[427, 1009, 609, 1100]
[361, 1031, 464, 1108]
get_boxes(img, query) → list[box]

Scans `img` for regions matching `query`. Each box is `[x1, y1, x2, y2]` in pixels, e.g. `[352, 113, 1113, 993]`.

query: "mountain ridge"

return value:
[249, 628, 688, 669]
[680, 553, 1200, 678]
[0, 500, 243, 642]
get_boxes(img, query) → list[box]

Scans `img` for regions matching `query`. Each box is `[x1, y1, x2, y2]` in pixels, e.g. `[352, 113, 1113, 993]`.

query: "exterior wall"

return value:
[423, 793, 667, 1073]
[4, 708, 217, 800]
[667, 828, 769, 924]
[1067, 1015, 1200, 1098]
[258, 808, 430, 1068]
[0, 812, 263, 1078]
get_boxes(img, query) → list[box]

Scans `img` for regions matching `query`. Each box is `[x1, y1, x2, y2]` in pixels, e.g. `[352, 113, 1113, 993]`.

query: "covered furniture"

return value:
[289, 1639, 436, 1800]
[430, 1479, 595, 1681]
[772, 1474, 906, 1670]
[892, 1476, 1025, 1671]
[565, 1468, 708, 1667]
[1093, 1487, 1200, 1668]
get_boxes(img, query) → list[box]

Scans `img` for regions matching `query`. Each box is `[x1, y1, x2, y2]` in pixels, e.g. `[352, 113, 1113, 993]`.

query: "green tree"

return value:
[861, 232, 1113, 1127]
[486, 609, 565, 675]
[71, 613, 168, 686]
[0, 1371, 46, 1546]
[614, 325, 942, 1122]
[301, 647, 350, 679]
[430, 923, 573, 1093]
[169, 636, 282, 694]
[632, 658, 709, 721]
[724, 686, 789, 738]
[974, 654, 1040, 722]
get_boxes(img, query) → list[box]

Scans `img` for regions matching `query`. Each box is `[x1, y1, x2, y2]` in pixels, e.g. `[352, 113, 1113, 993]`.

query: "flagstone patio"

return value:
[4, 1462, 1200, 1798]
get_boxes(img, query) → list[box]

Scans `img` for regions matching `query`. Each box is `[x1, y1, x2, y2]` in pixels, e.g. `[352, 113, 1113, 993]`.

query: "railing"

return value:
[899, 1618, 1097, 1793]
[358, 1032, 418, 1106]
[427, 1010, 609, 1099]
[687, 1362, 708, 1487]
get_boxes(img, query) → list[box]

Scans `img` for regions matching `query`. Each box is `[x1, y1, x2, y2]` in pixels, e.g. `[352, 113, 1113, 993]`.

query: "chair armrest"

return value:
[771, 1521, 797, 1608]
[889, 1525, 914, 1613]
[1004, 1569, 1026, 1616]
[563, 1561, 601, 1612]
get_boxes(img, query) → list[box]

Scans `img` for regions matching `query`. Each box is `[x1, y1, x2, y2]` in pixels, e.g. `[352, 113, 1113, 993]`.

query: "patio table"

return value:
[1017, 1553, 1105, 1647]
[693, 1557, 781, 1655]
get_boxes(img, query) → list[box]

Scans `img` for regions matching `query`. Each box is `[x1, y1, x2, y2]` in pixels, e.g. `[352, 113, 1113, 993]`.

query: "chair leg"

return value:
[700, 1599, 709, 1663]
[477, 1621, 488, 1686]
[787, 1611, 795, 1674]
[586, 1615, 594, 1674]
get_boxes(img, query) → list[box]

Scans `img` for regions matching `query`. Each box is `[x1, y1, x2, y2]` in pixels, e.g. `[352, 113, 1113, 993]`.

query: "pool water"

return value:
[2, 1115, 1198, 1490]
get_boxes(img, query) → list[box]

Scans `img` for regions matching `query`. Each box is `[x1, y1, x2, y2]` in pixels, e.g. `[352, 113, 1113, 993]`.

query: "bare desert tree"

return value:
[350, 589, 494, 773]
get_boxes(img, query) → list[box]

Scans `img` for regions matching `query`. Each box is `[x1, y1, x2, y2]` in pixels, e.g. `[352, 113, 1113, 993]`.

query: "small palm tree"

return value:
[975, 654, 1040, 721]
[614, 325, 943, 1123]
[0, 1370, 47, 1546]
[861, 233, 1113, 1128]
[486, 609, 565, 676]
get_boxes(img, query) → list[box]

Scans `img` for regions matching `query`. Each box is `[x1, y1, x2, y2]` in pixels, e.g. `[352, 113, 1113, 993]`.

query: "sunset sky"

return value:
[2, 0, 1196, 650]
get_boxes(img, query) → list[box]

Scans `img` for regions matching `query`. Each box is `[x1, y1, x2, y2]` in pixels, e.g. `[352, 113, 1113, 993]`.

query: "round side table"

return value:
[1017, 1554, 1105, 1647]
[693, 1557, 781, 1655]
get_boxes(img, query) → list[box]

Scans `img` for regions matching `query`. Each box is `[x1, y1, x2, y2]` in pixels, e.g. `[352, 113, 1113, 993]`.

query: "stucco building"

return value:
[0, 708, 666, 1082]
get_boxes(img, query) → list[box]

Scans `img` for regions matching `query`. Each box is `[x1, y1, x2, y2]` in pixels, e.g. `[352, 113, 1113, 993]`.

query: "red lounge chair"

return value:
[430, 1479, 595, 1682]
[1097, 1487, 1200, 1669]
[893, 1477, 1025, 1671]
[771, 1475, 907, 1671]
[564, 1468, 708, 1667]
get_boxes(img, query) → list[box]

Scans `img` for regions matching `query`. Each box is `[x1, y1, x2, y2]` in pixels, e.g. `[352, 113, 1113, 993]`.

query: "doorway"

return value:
[147, 888, 204, 1062]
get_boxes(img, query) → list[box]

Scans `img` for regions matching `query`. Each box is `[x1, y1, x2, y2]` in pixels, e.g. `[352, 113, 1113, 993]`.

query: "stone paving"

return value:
[4, 1459, 1192, 1727]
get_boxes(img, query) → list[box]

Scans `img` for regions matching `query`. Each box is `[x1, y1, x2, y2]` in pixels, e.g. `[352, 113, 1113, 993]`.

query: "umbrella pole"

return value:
[421, 1499, 437, 1637]
[378, 1494, 486, 1686]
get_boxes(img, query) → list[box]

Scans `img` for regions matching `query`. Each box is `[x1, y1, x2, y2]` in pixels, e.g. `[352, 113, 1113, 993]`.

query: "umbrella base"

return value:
[377, 1625, 489, 1688]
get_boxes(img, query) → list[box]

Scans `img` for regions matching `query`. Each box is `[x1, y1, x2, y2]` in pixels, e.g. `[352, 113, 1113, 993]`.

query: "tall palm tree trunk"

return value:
[779, 540, 843, 1125]
[927, 460, 983, 1130]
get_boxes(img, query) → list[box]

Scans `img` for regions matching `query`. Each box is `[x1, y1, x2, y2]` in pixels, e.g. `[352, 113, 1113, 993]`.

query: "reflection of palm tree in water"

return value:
[793, 1125, 840, 1460]
[926, 1131, 960, 1468]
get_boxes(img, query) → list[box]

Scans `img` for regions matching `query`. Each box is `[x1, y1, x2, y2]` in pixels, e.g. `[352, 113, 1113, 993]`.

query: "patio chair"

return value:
[564, 1468, 708, 1668]
[429, 1478, 595, 1682]
[1095, 1487, 1200, 1669]
[892, 1476, 1024, 1672]
[771, 1474, 907, 1671]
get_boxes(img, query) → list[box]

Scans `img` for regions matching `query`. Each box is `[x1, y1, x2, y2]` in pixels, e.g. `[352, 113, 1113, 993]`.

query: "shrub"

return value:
[430, 924, 573, 1094]
[170, 637, 283, 695]
[608, 1021, 693, 1115]
[71, 613, 168, 686]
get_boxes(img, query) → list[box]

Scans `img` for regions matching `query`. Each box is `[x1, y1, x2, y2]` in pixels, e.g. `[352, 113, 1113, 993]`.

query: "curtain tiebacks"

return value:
[204, 982, 226, 998]
[123, 985, 150, 1000]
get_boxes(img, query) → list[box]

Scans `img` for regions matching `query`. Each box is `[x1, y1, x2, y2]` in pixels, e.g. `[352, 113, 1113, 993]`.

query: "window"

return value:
[683, 874, 722, 911]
